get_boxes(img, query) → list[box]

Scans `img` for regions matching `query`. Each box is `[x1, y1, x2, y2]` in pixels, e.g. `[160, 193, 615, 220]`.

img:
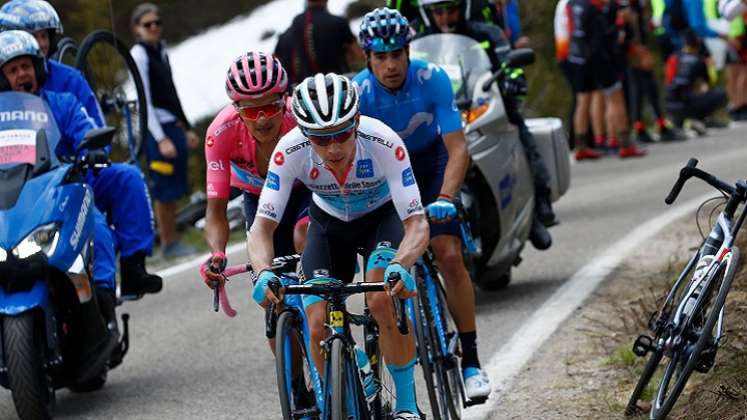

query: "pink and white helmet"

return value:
[225, 51, 288, 102]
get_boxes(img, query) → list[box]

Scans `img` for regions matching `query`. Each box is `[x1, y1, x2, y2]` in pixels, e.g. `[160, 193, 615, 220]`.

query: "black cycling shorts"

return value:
[301, 200, 404, 284]
[570, 57, 620, 93]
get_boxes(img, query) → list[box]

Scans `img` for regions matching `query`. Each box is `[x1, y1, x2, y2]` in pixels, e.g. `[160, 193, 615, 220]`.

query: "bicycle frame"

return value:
[416, 253, 457, 362]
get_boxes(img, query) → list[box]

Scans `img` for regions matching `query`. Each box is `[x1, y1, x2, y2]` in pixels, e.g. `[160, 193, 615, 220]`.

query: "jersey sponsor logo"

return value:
[285, 140, 310, 154]
[416, 63, 439, 84]
[407, 198, 423, 214]
[258, 206, 277, 219]
[396, 112, 434, 140]
[273, 151, 285, 166]
[358, 131, 393, 148]
[266, 171, 281, 191]
[401, 167, 415, 186]
[208, 160, 226, 171]
[395, 146, 406, 161]
[356, 159, 374, 178]
[310, 167, 319, 180]
[262, 202, 275, 212]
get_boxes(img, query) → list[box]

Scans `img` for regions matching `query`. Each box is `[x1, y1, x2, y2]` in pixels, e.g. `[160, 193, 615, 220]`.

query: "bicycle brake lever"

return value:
[387, 273, 409, 335]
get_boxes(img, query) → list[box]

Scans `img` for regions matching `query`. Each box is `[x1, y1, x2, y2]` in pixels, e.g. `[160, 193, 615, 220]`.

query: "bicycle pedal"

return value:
[632, 335, 654, 357]
[695, 346, 717, 373]
[464, 396, 488, 407]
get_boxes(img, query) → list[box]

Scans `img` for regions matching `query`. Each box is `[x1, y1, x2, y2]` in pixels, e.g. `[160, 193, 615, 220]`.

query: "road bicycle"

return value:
[412, 207, 485, 420]
[625, 158, 746, 419]
[213, 252, 409, 420]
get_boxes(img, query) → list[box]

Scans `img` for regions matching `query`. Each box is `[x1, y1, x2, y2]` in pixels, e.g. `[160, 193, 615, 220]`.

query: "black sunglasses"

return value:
[141, 19, 162, 29]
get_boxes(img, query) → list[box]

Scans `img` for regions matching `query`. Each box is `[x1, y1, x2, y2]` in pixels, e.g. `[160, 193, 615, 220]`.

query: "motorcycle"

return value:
[410, 34, 571, 290]
[0, 92, 130, 419]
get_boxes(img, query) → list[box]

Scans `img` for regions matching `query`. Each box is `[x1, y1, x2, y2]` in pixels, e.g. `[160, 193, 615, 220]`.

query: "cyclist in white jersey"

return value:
[248, 73, 429, 420]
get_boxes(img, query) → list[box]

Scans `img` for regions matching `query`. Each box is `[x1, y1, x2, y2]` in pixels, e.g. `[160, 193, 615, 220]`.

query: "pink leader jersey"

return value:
[204, 101, 296, 199]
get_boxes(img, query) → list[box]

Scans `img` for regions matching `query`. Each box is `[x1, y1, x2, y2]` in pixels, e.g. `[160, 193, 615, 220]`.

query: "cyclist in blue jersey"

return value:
[249, 73, 430, 420]
[0, 30, 125, 331]
[0, 0, 162, 297]
[354, 7, 495, 401]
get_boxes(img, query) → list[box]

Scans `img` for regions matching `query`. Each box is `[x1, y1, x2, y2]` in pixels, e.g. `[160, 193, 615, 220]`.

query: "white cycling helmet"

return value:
[291, 73, 359, 131]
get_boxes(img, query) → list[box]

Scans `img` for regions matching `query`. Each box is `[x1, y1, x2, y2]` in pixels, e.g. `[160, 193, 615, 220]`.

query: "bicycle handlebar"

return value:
[264, 274, 409, 339]
[665, 158, 737, 205]
[665, 158, 698, 205]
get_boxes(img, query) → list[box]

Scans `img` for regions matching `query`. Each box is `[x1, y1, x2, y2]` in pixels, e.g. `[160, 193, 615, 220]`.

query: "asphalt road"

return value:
[2, 124, 747, 420]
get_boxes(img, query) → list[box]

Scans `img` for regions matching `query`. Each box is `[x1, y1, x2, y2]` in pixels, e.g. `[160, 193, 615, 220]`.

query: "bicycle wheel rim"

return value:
[327, 338, 346, 420]
[625, 348, 663, 416]
[414, 274, 443, 420]
[75, 30, 147, 164]
[276, 311, 318, 420]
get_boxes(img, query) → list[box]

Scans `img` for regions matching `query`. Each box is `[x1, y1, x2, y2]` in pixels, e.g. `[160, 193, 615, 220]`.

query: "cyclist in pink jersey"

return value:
[200, 52, 311, 284]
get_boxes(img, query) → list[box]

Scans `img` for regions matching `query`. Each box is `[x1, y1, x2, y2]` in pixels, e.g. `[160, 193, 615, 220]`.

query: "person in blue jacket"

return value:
[0, 29, 127, 328]
[0, 0, 162, 298]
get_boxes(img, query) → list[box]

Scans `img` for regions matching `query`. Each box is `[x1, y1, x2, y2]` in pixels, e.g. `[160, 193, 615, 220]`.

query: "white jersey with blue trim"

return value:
[256, 115, 425, 223]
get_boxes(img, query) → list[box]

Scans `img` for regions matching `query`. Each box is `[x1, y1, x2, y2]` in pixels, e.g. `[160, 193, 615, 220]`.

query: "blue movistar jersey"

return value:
[40, 89, 97, 158]
[44, 60, 104, 127]
[354, 59, 462, 156]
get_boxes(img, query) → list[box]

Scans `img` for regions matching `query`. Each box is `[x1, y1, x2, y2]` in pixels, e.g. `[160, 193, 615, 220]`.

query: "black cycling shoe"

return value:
[658, 126, 687, 142]
[636, 130, 655, 144]
[529, 219, 552, 250]
[120, 251, 162, 296]
[96, 287, 118, 334]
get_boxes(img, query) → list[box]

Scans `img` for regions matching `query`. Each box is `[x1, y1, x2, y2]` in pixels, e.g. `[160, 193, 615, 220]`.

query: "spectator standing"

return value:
[130, 3, 199, 258]
[273, 0, 365, 85]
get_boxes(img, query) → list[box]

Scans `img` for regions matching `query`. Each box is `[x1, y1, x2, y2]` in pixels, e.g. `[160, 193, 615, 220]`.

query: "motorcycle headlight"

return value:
[12, 223, 60, 259]
[0, 247, 6, 262]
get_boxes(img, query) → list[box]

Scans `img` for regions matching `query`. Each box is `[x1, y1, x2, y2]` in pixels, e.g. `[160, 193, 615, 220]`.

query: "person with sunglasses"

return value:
[200, 52, 310, 289]
[354, 7, 497, 402]
[130, 2, 200, 258]
[0, 0, 164, 299]
[248, 73, 430, 420]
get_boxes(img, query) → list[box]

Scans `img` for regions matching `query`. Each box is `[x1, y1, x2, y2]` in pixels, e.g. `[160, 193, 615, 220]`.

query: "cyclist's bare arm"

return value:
[248, 216, 279, 273]
[394, 213, 430, 268]
[441, 130, 469, 199]
[204, 198, 230, 254]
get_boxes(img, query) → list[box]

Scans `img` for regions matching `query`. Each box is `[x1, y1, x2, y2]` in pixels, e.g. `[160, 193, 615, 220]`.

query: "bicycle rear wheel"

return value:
[650, 247, 740, 420]
[75, 30, 147, 164]
[276, 310, 318, 420]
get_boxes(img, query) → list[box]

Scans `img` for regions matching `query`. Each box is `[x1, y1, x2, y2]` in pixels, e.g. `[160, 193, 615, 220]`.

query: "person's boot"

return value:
[535, 186, 558, 227]
[96, 287, 118, 335]
[120, 251, 162, 297]
[529, 218, 552, 250]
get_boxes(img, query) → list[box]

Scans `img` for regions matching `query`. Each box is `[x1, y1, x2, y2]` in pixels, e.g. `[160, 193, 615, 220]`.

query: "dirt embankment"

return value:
[496, 208, 747, 420]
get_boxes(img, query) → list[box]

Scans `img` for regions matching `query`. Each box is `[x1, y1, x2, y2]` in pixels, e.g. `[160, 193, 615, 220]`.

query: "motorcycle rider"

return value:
[354, 7, 496, 402]
[249, 73, 430, 420]
[0, 30, 122, 334]
[0, 0, 163, 298]
[200, 51, 310, 296]
[412, 1, 559, 235]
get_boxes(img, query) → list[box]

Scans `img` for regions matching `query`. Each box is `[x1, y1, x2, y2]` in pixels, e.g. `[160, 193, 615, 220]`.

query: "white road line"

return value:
[156, 242, 246, 278]
[464, 193, 712, 420]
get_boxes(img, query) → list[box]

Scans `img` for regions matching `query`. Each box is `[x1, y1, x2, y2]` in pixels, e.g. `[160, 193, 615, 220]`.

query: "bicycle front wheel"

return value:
[276, 310, 318, 420]
[625, 347, 663, 416]
[414, 268, 443, 420]
[326, 338, 368, 420]
[650, 247, 740, 420]
[75, 30, 147, 164]
[432, 271, 464, 420]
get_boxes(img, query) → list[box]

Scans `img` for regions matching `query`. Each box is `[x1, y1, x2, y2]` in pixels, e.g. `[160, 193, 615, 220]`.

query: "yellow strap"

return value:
[149, 160, 174, 175]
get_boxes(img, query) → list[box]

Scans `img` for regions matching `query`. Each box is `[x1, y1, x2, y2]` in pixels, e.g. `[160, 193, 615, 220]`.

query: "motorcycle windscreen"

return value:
[0, 91, 61, 169]
[410, 34, 492, 99]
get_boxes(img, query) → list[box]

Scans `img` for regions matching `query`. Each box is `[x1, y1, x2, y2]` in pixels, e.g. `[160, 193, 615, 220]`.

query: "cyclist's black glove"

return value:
[500, 68, 528, 99]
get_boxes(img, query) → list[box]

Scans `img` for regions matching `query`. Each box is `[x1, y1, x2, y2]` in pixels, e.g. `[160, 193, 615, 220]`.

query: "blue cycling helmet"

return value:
[359, 7, 413, 53]
[0, 0, 63, 34]
[0, 30, 47, 91]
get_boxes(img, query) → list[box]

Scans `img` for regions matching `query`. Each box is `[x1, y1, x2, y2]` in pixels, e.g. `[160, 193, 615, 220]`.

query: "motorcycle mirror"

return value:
[505, 48, 535, 68]
[32, 129, 52, 176]
[76, 127, 116, 152]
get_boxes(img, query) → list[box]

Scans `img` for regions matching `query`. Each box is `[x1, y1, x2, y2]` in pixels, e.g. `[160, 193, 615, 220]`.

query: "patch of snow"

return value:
[168, 0, 360, 123]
